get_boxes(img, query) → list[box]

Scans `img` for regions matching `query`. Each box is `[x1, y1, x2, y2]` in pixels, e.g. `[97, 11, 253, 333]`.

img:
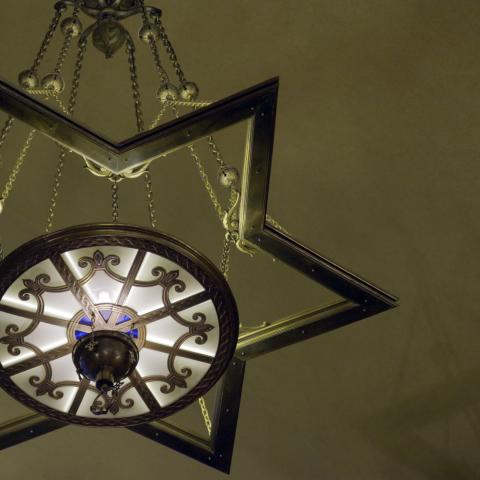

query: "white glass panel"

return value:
[50, 354, 79, 383]
[61, 247, 139, 280]
[25, 323, 67, 353]
[42, 291, 81, 320]
[136, 252, 205, 303]
[136, 348, 170, 378]
[126, 285, 164, 315]
[76, 381, 149, 418]
[81, 271, 123, 305]
[146, 316, 189, 347]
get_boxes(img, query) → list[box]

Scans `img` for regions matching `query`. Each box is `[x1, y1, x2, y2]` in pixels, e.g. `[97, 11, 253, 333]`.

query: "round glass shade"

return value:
[0, 224, 238, 426]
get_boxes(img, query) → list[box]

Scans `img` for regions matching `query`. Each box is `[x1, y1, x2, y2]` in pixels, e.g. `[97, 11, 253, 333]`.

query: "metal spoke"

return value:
[143, 341, 214, 365]
[107, 250, 146, 327]
[5, 344, 72, 377]
[0, 304, 76, 330]
[50, 253, 102, 328]
[68, 378, 91, 415]
[128, 370, 160, 412]
[128, 290, 211, 330]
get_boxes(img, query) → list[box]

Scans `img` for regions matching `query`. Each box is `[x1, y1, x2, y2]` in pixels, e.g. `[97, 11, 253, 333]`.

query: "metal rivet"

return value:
[29, 429, 34, 434]
[260, 112, 265, 117]
[219, 454, 223, 459]
[208, 456, 212, 461]
[226, 408, 230, 413]
[311, 268, 315, 273]
[155, 432, 159, 437]
[301, 330, 305, 335]
[232, 362, 237, 366]
[241, 352, 246, 356]
[186, 131, 191, 137]
[256, 237, 262, 243]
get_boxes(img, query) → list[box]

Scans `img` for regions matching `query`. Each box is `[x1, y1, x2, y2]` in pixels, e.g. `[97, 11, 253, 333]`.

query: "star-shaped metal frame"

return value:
[0, 77, 398, 473]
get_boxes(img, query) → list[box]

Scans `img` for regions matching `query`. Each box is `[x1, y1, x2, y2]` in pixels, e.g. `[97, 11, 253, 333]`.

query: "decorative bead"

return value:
[138, 24, 159, 43]
[180, 82, 199, 101]
[41, 73, 65, 93]
[61, 17, 82, 37]
[157, 84, 179, 102]
[218, 166, 240, 188]
[18, 70, 39, 89]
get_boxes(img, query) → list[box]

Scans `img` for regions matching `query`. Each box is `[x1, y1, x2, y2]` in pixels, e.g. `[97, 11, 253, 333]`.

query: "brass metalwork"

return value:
[0, 77, 398, 472]
[0, 224, 239, 427]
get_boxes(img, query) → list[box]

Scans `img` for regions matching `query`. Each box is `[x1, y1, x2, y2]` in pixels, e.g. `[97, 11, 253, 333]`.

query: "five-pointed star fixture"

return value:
[0, 76, 397, 473]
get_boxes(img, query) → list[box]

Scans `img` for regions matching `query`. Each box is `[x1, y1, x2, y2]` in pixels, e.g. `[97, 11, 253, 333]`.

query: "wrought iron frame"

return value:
[0, 76, 398, 473]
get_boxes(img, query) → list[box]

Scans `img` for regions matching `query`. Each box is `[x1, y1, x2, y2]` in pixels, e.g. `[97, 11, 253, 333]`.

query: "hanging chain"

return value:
[45, 151, 65, 233]
[0, 117, 15, 159]
[54, 6, 79, 75]
[112, 178, 120, 223]
[139, 0, 170, 88]
[126, 40, 145, 133]
[198, 396, 212, 437]
[30, 6, 64, 74]
[144, 168, 157, 229]
[188, 144, 224, 222]
[207, 136, 226, 168]
[153, 15, 187, 85]
[125, 34, 162, 232]
[44, 39, 88, 233]
[0, 129, 36, 210]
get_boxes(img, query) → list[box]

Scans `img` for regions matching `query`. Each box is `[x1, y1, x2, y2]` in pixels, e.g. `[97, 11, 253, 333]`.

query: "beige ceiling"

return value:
[0, 0, 479, 478]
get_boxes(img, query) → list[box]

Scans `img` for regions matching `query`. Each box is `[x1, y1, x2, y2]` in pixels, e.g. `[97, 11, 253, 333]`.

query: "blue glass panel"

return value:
[75, 331, 88, 340]
[79, 316, 93, 326]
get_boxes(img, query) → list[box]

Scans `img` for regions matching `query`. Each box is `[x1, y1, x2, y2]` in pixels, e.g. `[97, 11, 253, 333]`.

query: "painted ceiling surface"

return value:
[0, 1, 479, 479]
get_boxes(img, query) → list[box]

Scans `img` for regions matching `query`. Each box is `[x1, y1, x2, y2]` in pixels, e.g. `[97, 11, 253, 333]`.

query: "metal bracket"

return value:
[0, 77, 398, 473]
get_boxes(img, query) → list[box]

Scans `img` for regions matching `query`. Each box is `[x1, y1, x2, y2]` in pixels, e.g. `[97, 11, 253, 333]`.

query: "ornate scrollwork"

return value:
[1, 273, 70, 354]
[77, 249, 121, 284]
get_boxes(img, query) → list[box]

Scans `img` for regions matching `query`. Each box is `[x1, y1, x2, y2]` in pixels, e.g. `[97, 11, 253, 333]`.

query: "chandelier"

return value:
[0, 0, 397, 473]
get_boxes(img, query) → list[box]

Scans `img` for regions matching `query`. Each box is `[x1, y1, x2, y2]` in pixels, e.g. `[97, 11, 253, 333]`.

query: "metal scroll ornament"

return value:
[0, 224, 239, 427]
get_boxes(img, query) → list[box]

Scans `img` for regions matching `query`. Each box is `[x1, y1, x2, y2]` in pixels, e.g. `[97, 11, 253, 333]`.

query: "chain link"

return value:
[153, 15, 187, 85]
[126, 40, 145, 132]
[266, 214, 290, 235]
[68, 39, 88, 114]
[139, 0, 170, 88]
[45, 150, 65, 233]
[126, 34, 162, 232]
[30, 6, 64, 73]
[207, 136, 226, 168]
[0, 129, 36, 209]
[0, 117, 15, 159]
[149, 102, 168, 130]
[144, 168, 157, 229]
[54, 6, 79, 75]
[112, 178, 120, 223]
[188, 144, 225, 222]
[44, 40, 87, 233]
[198, 396, 212, 437]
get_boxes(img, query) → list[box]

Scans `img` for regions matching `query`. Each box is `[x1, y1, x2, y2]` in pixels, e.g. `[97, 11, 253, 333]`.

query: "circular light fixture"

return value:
[0, 224, 238, 427]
